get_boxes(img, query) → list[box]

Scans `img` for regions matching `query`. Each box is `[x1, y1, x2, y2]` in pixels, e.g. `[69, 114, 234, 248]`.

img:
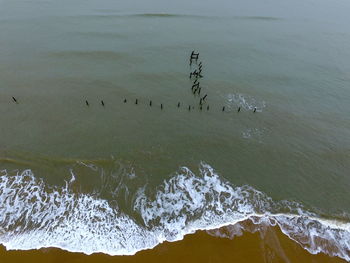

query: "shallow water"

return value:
[0, 0, 350, 261]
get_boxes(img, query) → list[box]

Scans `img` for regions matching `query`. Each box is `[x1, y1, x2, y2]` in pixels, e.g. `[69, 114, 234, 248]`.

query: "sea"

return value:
[0, 0, 350, 261]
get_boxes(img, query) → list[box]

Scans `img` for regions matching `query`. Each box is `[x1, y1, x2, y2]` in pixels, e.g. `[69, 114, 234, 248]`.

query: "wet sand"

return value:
[0, 225, 346, 263]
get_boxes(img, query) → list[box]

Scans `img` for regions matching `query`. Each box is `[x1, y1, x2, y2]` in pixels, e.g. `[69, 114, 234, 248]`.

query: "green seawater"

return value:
[0, 0, 350, 225]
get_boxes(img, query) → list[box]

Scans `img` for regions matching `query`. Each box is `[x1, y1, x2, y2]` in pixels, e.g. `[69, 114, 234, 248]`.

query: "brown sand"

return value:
[0, 225, 346, 263]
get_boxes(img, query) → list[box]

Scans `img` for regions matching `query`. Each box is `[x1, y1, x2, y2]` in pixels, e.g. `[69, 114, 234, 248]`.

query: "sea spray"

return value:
[0, 165, 349, 260]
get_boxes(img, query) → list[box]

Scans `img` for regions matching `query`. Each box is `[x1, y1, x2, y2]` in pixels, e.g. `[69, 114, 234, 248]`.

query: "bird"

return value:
[188, 105, 191, 111]
[135, 99, 138, 105]
[222, 106, 225, 112]
[161, 104, 163, 110]
[85, 100, 89, 106]
[192, 82, 200, 91]
[177, 102, 180, 108]
[101, 100, 105, 106]
[12, 97, 18, 103]
[238, 107, 241, 112]
[124, 99, 127, 103]
[207, 105, 209, 111]
[150, 100, 152, 106]
[254, 107, 257, 113]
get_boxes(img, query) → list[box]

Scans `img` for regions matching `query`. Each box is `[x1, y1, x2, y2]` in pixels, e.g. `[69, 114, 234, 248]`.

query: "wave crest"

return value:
[0, 164, 349, 261]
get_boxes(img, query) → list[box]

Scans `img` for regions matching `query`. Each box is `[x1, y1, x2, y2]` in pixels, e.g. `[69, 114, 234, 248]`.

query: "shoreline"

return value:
[0, 225, 346, 263]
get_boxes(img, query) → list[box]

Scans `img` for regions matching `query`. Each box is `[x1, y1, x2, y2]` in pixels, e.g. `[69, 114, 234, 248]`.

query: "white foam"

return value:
[0, 164, 349, 261]
[0, 169, 159, 255]
[242, 127, 266, 142]
[226, 93, 266, 112]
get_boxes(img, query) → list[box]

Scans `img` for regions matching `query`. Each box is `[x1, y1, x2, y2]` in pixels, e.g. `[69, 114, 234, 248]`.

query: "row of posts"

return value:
[9, 51, 258, 113]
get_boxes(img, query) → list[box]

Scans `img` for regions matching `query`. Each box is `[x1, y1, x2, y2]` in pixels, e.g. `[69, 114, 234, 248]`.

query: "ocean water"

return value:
[0, 0, 350, 261]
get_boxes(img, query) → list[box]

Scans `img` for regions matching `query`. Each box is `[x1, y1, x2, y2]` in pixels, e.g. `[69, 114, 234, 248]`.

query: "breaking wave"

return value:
[71, 13, 211, 20]
[72, 13, 281, 21]
[49, 50, 130, 61]
[0, 163, 349, 261]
